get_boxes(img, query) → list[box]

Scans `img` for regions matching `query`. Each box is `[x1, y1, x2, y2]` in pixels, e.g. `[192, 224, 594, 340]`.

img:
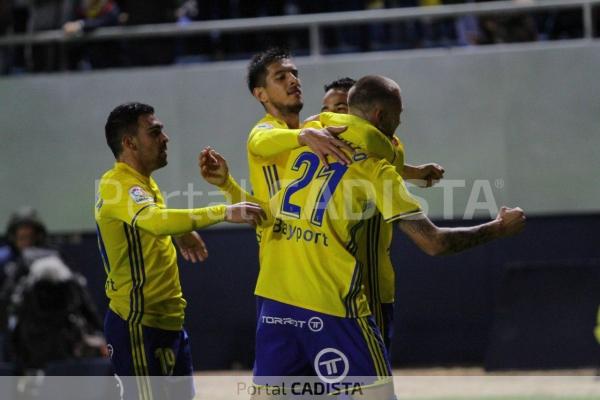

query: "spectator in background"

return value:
[62, 0, 121, 70]
[443, 0, 479, 46]
[27, 0, 72, 71]
[119, 0, 178, 66]
[0, 207, 49, 285]
[0, 207, 53, 360]
[8, 255, 106, 373]
[477, 0, 538, 44]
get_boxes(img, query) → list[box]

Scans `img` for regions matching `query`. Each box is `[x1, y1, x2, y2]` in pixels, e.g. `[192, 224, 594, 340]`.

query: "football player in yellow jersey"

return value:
[255, 76, 525, 398]
[320, 76, 446, 354]
[243, 48, 354, 243]
[237, 47, 356, 325]
[202, 76, 525, 398]
[95, 102, 264, 400]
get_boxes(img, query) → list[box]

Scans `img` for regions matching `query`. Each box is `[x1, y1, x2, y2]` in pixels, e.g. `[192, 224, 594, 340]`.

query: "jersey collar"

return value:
[114, 162, 151, 184]
[263, 113, 290, 128]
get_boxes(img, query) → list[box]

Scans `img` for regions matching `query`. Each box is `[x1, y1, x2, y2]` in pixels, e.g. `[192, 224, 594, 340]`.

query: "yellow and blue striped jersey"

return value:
[255, 113, 422, 318]
[95, 162, 226, 330]
[318, 113, 407, 311]
[366, 135, 405, 311]
[247, 113, 301, 204]
[247, 114, 301, 247]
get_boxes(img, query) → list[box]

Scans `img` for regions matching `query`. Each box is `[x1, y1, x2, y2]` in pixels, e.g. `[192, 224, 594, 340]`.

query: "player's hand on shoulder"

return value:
[495, 206, 526, 237]
[298, 126, 353, 166]
[225, 202, 267, 227]
[199, 146, 228, 186]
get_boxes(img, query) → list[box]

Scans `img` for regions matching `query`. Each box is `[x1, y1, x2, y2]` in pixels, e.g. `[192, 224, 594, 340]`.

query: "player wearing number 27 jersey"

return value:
[252, 108, 422, 392]
[256, 111, 422, 318]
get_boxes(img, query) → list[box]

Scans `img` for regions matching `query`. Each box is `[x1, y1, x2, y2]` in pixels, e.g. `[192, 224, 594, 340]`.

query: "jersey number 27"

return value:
[280, 152, 348, 226]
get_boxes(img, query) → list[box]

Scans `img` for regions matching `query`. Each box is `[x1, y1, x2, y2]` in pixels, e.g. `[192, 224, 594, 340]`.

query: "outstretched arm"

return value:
[402, 163, 445, 188]
[134, 203, 265, 237]
[397, 207, 526, 256]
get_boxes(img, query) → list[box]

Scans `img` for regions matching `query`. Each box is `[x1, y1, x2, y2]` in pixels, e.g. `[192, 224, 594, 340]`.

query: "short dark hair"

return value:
[324, 77, 356, 93]
[247, 47, 291, 94]
[348, 75, 400, 114]
[104, 102, 154, 158]
[6, 207, 47, 249]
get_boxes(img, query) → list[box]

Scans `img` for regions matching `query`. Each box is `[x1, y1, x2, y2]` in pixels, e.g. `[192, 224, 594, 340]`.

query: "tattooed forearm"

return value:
[398, 216, 500, 256]
[437, 222, 498, 255]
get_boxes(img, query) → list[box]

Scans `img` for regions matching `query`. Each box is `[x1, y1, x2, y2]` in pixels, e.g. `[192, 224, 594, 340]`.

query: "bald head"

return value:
[348, 75, 403, 137]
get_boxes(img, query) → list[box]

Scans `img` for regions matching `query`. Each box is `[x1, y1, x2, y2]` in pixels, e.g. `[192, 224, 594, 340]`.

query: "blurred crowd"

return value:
[0, 0, 598, 74]
[0, 207, 107, 377]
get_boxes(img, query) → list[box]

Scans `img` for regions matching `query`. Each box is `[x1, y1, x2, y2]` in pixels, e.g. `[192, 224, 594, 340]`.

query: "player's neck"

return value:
[118, 155, 152, 178]
[268, 109, 300, 129]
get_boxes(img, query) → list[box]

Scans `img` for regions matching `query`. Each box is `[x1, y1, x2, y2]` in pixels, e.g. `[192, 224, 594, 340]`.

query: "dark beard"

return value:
[273, 100, 303, 116]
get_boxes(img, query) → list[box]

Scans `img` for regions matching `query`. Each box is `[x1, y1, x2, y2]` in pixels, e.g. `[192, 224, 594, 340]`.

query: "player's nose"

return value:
[289, 74, 300, 86]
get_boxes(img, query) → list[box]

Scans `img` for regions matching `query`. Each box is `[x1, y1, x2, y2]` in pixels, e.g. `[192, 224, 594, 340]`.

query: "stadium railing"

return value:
[0, 0, 597, 55]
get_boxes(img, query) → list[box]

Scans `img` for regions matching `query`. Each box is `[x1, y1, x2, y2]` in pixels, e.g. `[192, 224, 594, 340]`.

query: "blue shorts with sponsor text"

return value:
[253, 297, 392, 394]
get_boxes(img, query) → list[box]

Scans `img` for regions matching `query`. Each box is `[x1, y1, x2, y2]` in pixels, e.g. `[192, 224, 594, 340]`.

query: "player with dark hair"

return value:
[321, 77, 356, 114]
[202, 76, 525, 398]
[215, 47, 355, 283]
[96, 102, 264, 399]
[244, 47, 353, 176]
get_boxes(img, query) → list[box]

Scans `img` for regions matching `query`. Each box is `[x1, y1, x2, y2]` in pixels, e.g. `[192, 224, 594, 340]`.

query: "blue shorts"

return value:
[104, 308, 195, 400]
[372, 302, 395, 355]
[253, 298, 392, 394]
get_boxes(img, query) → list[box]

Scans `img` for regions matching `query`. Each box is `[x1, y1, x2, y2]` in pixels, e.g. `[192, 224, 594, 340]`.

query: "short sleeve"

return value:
[370, 159, 422, 223]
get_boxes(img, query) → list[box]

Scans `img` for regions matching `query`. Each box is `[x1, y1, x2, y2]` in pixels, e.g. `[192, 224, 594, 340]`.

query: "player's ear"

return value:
[122, 134, 137, 151]
[371, 108, 383, 125]
[253, 87, 268, 104]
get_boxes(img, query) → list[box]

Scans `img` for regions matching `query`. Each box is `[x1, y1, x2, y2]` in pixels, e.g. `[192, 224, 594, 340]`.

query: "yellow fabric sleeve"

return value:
[218, 175, 274, 227]
[392, 135, 405, 174]
[371, 159, 422, 223]
[132, 204, 227, 236]
[247, 127, 301, 158]
[218, 174, 255, 204]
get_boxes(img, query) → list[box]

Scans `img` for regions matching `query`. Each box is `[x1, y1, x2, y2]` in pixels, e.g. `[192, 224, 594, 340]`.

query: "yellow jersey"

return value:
[255, 113, 422, 318]
[95, 162, 226, 330]
[319, 114, 408, 310]
[247, 114, 302, 202]
[367, 135, 405, 309]
[247, 114, 304, 247]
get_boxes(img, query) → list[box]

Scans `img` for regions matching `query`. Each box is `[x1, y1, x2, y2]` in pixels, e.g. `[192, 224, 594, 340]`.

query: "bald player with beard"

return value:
[318, 77, 445, 355]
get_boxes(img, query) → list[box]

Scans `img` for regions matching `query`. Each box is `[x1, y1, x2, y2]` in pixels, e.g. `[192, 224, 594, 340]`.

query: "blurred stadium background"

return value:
[1, 0, 600, 398]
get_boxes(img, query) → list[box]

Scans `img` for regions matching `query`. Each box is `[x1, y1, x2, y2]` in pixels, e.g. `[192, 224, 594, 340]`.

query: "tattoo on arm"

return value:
[437, 223, 497, 255]
[398, 216, 498, 256]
